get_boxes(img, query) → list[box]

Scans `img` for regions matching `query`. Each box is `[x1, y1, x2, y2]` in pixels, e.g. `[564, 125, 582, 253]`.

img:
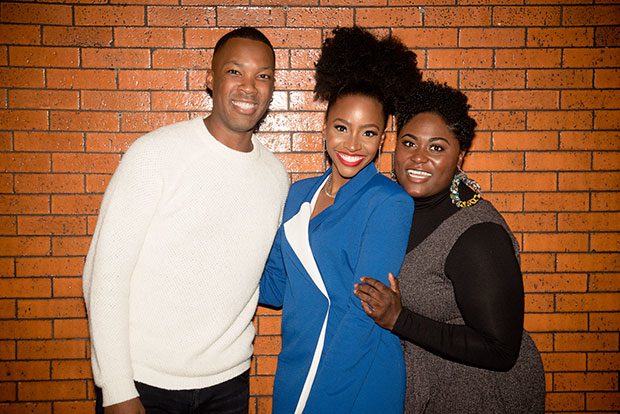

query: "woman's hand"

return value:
[354, 273, 402, 331]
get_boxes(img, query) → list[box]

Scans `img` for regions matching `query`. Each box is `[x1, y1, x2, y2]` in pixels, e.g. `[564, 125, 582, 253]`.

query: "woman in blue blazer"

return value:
[259, 27, 421, 414]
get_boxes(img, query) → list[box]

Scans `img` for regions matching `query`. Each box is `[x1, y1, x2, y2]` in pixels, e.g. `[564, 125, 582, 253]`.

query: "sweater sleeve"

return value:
[305, 191, 414, 412]
[391, 222, 524, 371]
[82, 139, 163, 406]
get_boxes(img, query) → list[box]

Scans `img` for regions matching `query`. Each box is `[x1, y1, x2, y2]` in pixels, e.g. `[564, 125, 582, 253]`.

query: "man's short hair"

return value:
[214, 27, 275, 64]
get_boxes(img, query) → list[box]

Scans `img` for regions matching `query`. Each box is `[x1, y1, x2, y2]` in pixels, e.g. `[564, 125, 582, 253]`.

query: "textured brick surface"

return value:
[0, 3, 618, 413]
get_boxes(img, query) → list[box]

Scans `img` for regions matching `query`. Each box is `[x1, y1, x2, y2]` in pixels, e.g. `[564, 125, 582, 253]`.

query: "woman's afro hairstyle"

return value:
[396, 80, 478, 152]
[313, 27, 422, 119]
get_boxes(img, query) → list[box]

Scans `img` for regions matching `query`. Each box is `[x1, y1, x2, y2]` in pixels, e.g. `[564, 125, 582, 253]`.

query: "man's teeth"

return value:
[233, 101, 256, 110]
[339, 153, 364, 162]
[407, 169, 431, 178]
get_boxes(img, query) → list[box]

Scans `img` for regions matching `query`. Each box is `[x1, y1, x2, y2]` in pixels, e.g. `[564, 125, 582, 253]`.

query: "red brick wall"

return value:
[1, 1, 619, 413]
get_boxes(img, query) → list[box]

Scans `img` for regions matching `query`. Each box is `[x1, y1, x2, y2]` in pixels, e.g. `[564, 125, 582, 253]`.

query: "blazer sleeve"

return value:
[259, 225, 287, 308]
[305, 190, 414, 412]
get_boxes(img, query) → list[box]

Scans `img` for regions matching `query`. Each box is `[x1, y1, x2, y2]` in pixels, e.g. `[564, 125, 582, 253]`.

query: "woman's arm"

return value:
[395, 222, 524, 371]
[258, 226, 287, 308]
[356, 222, 524, 371]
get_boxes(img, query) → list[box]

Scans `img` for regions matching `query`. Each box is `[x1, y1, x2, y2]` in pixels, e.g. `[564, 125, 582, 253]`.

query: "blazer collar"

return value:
[314, 163, 378, 204]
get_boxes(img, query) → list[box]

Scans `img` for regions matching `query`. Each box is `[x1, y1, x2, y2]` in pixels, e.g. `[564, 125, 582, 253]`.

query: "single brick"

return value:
[15, 174, 84, 194]
[9, 46, 78, 68]
[563, 5, 620, 26]
[13, 131, 84, 152]
[51, 194, 103, 215]
[0, 110, 48, 131]
[524, 313, 588, 332]
[524, 192, 589, 212]
[16, 257, 84, 278]
[46, 69, 117, 90]
[81, 48, 150, 69]
[151, 91, 211, 111]
[523, 273, 587, 293]
[0, 360, 50, 381]
[0, 24, 41, 45]
[528, 27, 593, 47]
[540, 352, 586, 372]
[460, 28, 525, 48]
[53, 319, 89, 339]
[147, 6, 215, 27]
[1, 3, 72, 25]
[555, 333, 618, 352]
[493, 6, 561, 26]
[0, 68, 44, 88]
[527, 110, 592, 130]
[42, 27, 113, 47]
[522, 233, 589, 252]
[17, 215, 87, 236]
[50, 111, 119, 133]
[118, 70, 187, 90]
[18, 379, 87, 401]
[51, 360, 92, 380]
[288, 7, 354, 27]
[556, 293, 620, 312]
[0, 320, 52, 339]
[74, 5, 144, 26]
[590, 312, 620, 332]
[527, 69, 593, 89]
[591, 233, 620, 252]
[217, 6, 286, 27]
[425, 6, 492, 26]
[114, 27, 184, 48]
[520, 253, 555, 272]
[559, 212, 620, 231]
[0, 195, 49, 215]
[555, 372, 618, 392]
[392, 28, 457, 48]
[355, 7, 420, 27]
[81, 91, 149, 112]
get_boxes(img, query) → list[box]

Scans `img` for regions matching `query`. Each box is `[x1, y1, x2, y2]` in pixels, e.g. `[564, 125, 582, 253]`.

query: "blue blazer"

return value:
[260, 163, 414, 414]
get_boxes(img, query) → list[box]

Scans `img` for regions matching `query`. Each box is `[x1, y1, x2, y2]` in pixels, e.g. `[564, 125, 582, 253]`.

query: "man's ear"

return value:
[206, 69, 214, 91]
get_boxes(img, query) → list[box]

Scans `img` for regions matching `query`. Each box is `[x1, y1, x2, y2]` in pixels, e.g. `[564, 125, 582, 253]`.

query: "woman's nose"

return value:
[410, 148, 427, 163]
[344, 135, 361, 151]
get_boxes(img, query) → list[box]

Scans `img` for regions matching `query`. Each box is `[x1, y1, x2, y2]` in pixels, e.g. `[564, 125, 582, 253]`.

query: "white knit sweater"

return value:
[82, 116, 289, 406]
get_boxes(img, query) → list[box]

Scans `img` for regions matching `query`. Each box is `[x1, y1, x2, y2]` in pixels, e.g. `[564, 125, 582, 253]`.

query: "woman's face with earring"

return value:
[324, 94, 385, 186]
[394, 112, 465, 199]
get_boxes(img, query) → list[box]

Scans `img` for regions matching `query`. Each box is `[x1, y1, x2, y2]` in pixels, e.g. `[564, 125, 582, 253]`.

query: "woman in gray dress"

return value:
[354, 80, 545, 413]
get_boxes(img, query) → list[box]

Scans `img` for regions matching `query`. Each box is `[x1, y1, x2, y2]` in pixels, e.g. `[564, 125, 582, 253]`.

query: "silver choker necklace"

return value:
[323, 175, 336, 199]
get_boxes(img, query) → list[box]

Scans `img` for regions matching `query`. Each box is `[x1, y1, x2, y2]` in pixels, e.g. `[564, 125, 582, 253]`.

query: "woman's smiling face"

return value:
[325, 94, 386, 185]
[395, 112, 465, 199]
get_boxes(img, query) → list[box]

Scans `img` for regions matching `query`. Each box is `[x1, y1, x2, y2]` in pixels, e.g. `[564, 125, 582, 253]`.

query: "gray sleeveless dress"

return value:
[399, 200, 545, 413]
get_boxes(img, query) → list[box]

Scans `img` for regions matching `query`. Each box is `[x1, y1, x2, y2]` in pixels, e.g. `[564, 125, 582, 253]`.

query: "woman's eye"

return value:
[430, 144, 444, 152]
[402, 140, 414, 148]
[258, 73, 272, 80]
[334, 125, 346, 132]
[363, 130, 378, 137]
[228, 69, 240, 75]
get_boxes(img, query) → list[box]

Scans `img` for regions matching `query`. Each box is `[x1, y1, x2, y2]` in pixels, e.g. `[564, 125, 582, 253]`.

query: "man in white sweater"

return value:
[82, 27, 289, 414]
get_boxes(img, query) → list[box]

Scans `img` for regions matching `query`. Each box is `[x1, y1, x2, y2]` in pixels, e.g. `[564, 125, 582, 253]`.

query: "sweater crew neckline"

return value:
[197, 117, 260, 162]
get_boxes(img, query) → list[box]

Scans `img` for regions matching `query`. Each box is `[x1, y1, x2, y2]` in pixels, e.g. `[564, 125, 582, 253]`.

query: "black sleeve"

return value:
[391, 222, 524, 371]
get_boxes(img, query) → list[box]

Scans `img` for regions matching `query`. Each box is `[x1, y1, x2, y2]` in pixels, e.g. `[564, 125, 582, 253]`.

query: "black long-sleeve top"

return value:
[391, 187, 525, 371]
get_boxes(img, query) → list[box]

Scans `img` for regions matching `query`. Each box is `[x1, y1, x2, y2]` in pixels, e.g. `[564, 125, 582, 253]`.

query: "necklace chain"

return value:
[323, 174, 336, 199]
